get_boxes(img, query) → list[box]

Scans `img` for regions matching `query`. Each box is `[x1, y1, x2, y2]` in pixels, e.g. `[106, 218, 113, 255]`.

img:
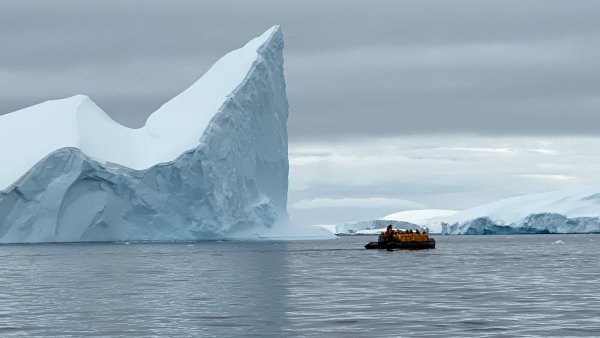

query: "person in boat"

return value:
[384, 224, 394, 241]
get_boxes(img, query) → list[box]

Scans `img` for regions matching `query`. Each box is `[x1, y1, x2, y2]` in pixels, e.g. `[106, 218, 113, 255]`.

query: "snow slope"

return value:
[383, 209, 458, 233]
[441, 188, 600, 234]
[0, 26, 279, 191]
[315, 220, 425, 235]
[0, 26, 300, 243]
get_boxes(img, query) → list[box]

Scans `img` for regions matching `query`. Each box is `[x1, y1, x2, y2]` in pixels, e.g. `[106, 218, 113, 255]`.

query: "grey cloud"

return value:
[1, 0, 600, 135]
[285, 38, 600, 138]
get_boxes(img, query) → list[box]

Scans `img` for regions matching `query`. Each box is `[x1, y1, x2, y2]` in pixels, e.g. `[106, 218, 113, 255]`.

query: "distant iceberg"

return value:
[316, 219, 426, 235]
[0, 26, 304, 243]
[441, 188, 600, 235]
[382, 209, 458, 234]
[314, 209, 458, 235]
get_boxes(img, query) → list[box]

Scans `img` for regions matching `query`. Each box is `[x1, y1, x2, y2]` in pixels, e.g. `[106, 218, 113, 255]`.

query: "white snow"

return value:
[443, 187, 600, 225]
[312, 210, 454, 235]
[382, 209, 458, 233]
[314, 220, 424, 235]
[441, 187, 600, 234]
[313, 224, 337, 234]
[353, 227, 414, 235]
[0, 26, 279, 191]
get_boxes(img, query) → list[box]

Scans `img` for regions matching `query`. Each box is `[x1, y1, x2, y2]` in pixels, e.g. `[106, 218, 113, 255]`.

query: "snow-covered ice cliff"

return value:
[441, 188, 600, 234]
[0, 26, 296, 243]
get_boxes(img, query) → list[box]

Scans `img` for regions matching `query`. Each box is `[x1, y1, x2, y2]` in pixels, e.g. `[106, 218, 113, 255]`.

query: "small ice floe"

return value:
[590, 239, 596, 242]
[553, 240, 565, 245]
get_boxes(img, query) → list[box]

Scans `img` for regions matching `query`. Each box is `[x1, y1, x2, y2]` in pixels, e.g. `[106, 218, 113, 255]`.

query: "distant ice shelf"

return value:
[315, 219, 426, 235]
[382, 209, 458, 234]
[320, 189, 600, 236]
[440, 188, 600, 234]
[313, 209, 459, 235]
[0, 26, 323, 243]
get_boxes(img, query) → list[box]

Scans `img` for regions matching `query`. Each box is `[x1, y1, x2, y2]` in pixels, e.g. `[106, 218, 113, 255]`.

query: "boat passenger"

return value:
[384, 224, 393, 240]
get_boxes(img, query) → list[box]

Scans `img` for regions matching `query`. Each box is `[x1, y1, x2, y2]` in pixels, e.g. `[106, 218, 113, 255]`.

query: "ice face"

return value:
[0, 26, 281, 190]
[442, 214, 600, 235]
[0, 26, 290, 243]
[440, 188, 600, 234]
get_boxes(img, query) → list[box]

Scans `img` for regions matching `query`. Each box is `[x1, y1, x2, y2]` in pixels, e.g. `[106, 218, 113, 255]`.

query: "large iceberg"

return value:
[441, 188, 600, 234]
[0, 26, 296, 243]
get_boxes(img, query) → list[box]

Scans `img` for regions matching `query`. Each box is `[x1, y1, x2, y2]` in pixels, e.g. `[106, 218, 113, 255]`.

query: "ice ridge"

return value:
[0, 26, 289, 243]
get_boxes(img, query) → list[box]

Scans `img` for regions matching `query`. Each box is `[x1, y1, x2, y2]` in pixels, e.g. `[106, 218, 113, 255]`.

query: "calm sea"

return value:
[0, 234, 598, 337]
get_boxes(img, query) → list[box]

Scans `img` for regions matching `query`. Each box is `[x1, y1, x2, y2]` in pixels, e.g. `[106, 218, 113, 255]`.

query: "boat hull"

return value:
[365, 238, 436, 250]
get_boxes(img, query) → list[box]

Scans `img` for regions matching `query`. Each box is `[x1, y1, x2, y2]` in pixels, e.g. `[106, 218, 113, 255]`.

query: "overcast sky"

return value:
[2, 1, 600, 225]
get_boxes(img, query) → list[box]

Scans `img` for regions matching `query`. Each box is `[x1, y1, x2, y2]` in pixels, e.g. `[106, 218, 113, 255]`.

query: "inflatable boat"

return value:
[364, 229, 436, 250]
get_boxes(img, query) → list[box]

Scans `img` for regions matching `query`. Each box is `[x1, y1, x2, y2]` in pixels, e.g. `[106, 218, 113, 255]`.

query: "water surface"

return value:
[0, 235, 599, 337]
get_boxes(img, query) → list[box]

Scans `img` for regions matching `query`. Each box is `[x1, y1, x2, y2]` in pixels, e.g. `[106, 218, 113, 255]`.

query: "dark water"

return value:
[0, 235, 599, 337]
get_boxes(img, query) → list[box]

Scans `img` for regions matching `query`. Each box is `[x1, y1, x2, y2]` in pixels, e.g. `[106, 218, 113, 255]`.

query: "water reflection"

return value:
[0, 242, 292, 336]
[1, 235, 599, 337]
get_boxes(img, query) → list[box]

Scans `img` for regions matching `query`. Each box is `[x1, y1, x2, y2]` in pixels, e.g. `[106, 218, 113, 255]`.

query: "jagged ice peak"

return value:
[0, 25, 282, 191]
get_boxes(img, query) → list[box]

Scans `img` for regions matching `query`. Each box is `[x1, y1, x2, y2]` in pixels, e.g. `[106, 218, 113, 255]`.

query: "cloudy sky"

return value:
[2, 1, 600, 225]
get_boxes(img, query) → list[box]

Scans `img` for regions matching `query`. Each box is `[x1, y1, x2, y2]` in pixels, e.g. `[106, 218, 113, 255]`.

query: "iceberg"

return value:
[314, 209, 457, 235]
[441, 188, 600, 235]
[382, 209, 459, 234]
[0, 26, 295, 243]
[316, 220, 425, 235]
